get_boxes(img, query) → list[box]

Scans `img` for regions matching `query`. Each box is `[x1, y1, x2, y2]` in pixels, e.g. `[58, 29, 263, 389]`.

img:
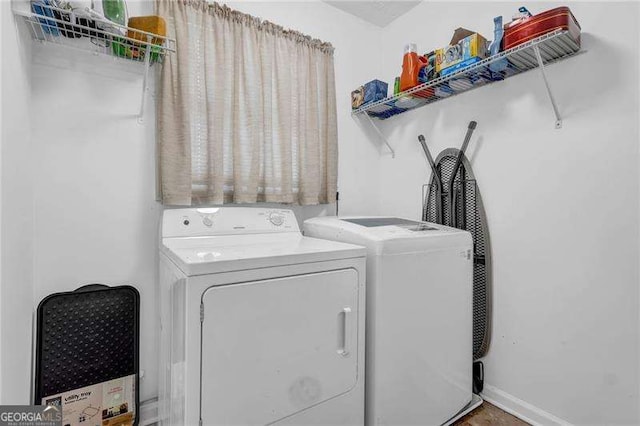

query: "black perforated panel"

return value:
[34, 284, 139, 415]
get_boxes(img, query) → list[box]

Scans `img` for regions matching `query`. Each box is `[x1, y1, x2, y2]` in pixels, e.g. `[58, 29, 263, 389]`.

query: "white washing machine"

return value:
[158, 208, 366, 426]
[303, 217, 474, 426]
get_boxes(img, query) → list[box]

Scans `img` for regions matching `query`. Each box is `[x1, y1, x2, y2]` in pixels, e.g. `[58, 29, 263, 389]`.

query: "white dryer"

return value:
[158, 208, 366, 426]
[303, 217, 474, 426]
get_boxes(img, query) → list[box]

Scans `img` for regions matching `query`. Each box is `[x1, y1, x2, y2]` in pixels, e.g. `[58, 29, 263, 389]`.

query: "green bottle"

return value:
[103, 0, 126, 26]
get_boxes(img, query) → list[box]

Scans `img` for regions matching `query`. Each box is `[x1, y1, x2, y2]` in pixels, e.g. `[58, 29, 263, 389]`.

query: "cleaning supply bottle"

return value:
[400, 43, 422, 92]
[102, 0, 127, 26]
[488, 16, 508, 73]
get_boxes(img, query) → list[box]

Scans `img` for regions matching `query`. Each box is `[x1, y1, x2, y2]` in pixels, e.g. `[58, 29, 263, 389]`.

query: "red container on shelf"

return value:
[503, 6, 581, 50]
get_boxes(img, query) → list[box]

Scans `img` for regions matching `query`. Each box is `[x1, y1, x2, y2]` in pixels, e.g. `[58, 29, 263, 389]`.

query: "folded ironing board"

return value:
[423, 149, 492, 361]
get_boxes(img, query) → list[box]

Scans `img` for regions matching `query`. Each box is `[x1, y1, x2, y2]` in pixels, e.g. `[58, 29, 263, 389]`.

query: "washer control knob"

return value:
[269, 214, 284, 226]
[203, 217, 213, 227]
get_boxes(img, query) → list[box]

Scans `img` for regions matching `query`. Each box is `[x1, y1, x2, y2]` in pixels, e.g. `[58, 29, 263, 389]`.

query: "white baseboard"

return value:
[481, 384, 572, 426]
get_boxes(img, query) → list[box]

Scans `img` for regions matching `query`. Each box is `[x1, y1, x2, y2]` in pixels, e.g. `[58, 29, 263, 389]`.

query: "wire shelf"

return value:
[14, 4, 176, 64]
[352, 29, 581, 120]
[14, 4, 177, 120]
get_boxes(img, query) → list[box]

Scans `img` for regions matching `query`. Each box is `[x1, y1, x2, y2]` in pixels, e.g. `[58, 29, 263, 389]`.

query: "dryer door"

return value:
[200, 269, 359, 425]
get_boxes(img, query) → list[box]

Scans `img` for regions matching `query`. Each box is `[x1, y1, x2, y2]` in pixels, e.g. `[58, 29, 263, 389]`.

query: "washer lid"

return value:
[342, 217, 438, 230]
[161, 233, 365, 276]
[303, 216, 472, 255]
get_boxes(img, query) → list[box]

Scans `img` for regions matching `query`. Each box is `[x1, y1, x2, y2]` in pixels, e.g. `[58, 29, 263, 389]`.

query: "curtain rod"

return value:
[179, 0, 335, 54]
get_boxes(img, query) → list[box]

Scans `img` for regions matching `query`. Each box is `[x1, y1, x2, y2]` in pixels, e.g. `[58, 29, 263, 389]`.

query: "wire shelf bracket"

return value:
[355, 113, 395, 158]
[138, 36, 153, 123]
[533, 45, 563, 129]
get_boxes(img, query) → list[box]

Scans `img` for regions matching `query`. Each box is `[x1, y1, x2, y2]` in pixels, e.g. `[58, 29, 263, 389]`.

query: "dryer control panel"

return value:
[162, 208, 300, 238]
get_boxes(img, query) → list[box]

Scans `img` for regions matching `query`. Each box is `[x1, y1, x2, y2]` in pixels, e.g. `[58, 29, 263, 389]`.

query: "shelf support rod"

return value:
[364, 114, 395, 158]
[533, 46, 562, 129]
[138, 36, 153, 123]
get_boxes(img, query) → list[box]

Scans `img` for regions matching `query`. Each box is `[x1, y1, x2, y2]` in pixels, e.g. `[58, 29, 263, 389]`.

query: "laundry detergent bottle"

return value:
[400, 43, 422, 92]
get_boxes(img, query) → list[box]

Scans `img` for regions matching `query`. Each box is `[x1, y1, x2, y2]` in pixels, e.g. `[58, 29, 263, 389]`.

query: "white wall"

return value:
[0, 0, 34, 405]
[1, 0, 4, 403]
[28, 0, 380, 402]
[1, 0, 4, 404]
[372, 2, 640, 424]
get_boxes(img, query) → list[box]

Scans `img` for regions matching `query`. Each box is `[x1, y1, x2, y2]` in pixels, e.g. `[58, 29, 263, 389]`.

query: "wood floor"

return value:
[454, 402, 530, 426]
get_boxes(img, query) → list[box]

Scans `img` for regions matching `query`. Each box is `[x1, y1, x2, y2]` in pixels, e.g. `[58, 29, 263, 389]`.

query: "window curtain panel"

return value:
[156, 0, 338, 206]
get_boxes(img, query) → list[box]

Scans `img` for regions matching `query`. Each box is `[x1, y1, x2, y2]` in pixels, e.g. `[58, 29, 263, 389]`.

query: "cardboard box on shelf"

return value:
[351, 86, 364, 109]
[435, 28, 489, 74]
[351, 79, 388, 110]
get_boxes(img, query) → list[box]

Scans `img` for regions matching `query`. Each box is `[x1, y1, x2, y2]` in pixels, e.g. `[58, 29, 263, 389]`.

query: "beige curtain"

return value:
[156, 0, 338, 206]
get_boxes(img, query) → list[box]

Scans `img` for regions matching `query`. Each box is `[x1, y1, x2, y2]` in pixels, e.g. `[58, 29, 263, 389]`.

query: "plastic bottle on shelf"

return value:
[102, 0, 127, 26]
[488, 16, 508, 74]
[400, 43, 427, 92]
